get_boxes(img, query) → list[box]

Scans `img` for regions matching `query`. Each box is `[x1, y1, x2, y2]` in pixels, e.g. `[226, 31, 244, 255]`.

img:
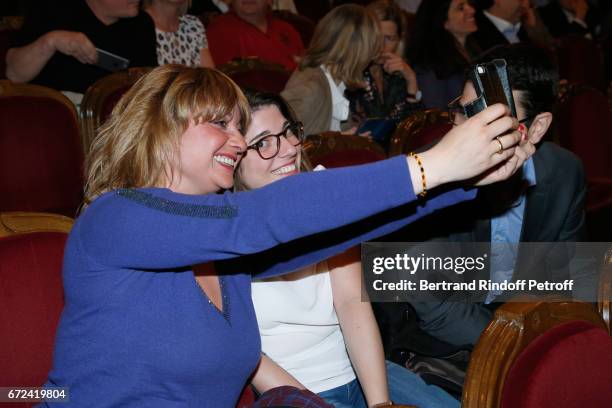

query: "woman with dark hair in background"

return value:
[407, 0, 478, 109]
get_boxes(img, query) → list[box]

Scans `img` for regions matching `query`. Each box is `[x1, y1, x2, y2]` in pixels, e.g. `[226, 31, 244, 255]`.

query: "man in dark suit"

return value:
[538, 0, 600, 38]
[375, 44, 587, 352]
[470, 0, 553, 53]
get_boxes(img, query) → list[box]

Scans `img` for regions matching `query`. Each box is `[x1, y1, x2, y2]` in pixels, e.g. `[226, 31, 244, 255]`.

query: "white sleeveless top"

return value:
[252, 261, 355, 392]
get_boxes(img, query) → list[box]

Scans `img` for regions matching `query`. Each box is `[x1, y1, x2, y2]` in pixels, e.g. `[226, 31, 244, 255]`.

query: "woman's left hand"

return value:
[380, 52, 416, 81]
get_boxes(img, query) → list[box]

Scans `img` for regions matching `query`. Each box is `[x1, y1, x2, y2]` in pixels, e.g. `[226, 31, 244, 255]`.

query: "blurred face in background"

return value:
[232, 0, 271, 19]
[380, 20, 401, 54]
[444, 0, 477, 38]
[491, 0, 530, 25]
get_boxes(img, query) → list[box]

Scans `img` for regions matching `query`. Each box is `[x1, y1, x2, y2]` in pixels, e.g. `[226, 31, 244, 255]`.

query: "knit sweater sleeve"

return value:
[77, 156, 475, 270]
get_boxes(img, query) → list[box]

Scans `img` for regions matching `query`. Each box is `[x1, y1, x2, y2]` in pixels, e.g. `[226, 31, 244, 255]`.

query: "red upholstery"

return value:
[557, 35, 607, 91]
[235, 386, 256, 408]
[0, 96, 84, 217]
[556, 87, 612, 179]
[0, 232, 67, 405]
[501, 321, 612, 408]
[310, 149, 386, 169]
[410, 122, 452, 151]
[228, 69, 291, 94]
[273, 10, 315, 47]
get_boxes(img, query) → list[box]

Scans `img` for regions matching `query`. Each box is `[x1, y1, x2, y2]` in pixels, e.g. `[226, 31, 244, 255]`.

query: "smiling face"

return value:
[444, 0, 477, 38]
[168, 109, 247, 194]
[237, 105, 301, 190]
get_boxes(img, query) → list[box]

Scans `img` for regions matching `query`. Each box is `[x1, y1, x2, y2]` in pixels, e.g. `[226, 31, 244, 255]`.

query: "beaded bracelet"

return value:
[409, 152, 427, 198]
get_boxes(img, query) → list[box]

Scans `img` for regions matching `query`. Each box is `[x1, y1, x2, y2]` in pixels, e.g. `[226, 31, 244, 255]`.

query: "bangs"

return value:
[192, 71, 250, 132]
[164, 67, 251, 133]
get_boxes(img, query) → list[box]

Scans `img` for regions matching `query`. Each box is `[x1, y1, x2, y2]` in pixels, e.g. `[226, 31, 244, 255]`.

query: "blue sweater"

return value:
[42, 157, 474, 407]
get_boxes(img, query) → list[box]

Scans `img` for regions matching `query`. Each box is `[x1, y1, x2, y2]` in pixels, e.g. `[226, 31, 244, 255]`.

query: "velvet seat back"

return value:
[0, 232, 67, 406]
[0, 96, 84, 217]
[556, 86, 612, 179]
[501, 321, 612, 408]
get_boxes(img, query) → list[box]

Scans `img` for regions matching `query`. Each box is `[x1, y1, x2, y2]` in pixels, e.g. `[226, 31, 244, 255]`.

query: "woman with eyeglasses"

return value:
[232, 91, 505, 408]
[347, 0, 423, 125]
[40, 63, 529, 407]
[407, 0, 479, 110]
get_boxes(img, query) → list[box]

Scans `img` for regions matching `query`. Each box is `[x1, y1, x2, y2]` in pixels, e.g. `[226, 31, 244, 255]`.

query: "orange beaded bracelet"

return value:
[409, 152, 427, 198]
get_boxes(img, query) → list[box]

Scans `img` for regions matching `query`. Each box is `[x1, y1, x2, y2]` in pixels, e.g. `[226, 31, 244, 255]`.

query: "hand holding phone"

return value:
[95, 48, 129, 72]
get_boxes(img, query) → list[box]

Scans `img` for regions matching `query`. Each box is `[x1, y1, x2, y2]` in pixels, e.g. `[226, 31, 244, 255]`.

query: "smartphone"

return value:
[95, 48, 129, 72]
[356, 118, 396, 143]
[464, 59, 517, 119]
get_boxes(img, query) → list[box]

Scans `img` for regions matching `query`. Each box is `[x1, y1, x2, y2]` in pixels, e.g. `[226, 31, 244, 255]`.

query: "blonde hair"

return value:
[367, 0, 407, 55]
[84, 65, 249, 206]
[300, 4, 382, 88]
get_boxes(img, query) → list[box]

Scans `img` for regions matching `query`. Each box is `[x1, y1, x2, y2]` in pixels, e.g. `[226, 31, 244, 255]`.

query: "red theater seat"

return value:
[218, 57, 291, 94]
[501, 321, 612, 408]
[0, 232, 68, 407]
[304, 132, 387, 168]
[389, 109, 451, 156]
[462, 300, 609, 408]
[0, 82, 83, 217]
[80, 67, 151, 152]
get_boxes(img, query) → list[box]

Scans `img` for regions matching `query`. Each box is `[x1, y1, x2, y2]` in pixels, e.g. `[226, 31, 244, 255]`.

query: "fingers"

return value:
[64, 32, 97, 64]
[471, 103, 510, 126]
[489, 131, 520, 155]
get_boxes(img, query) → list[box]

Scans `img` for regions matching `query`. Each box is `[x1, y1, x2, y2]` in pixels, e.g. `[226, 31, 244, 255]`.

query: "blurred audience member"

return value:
[281, 4, 381, 135]
[207, 0, 304, 70]
[347, 0, 423, 125]
[6, 0, 157, 93]
[407, 0, 477, 109]
[470, 0, 554, 52]
[396, 0, 423, 13]
[538, 0, 601, 38]
[144, 0, 214, 67]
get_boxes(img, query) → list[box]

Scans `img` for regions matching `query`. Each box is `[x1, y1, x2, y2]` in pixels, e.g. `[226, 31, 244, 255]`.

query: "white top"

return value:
[252, 261, 355, 393]
[321, 65, 349, 132]
[155, 14, 207, 67]
[483, 10, 522, 44]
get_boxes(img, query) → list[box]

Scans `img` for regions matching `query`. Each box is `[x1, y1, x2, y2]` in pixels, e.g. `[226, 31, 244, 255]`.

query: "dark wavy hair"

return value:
[406, 0, 471, 79]
[234, 91, 312, 191]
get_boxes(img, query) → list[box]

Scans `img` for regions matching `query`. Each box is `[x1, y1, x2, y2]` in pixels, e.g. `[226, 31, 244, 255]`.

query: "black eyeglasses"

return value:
[447, 95, 532, 126]
[246, 122, 304, 160]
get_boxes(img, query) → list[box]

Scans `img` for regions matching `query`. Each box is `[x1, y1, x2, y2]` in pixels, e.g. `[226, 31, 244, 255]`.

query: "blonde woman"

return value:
[281, 4, 381, 136]
[40, 65, 525, 407]
[235, 91, 464, 408]
[144, 0, 215, 67]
